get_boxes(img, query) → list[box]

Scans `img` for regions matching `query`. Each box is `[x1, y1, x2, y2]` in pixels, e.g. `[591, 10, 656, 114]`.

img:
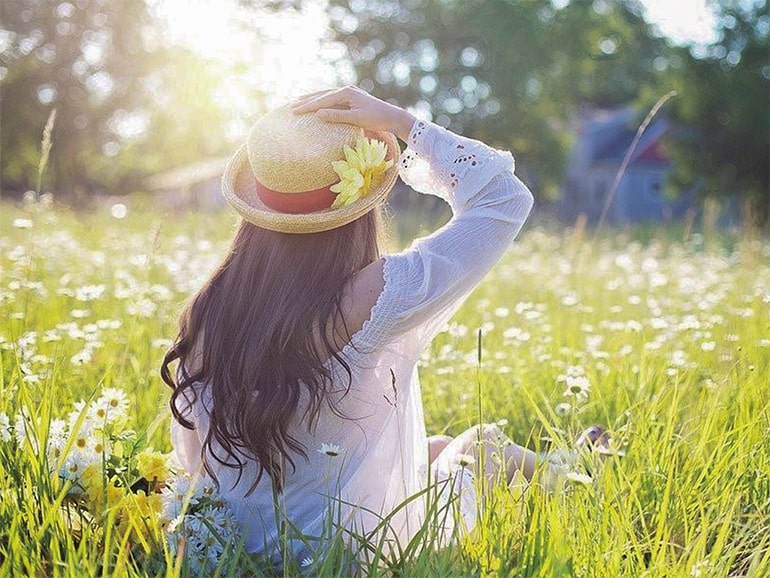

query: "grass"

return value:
[0, 198, 769, 576]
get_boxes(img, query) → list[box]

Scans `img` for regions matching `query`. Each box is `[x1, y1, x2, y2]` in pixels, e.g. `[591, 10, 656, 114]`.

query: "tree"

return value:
[0, 0, 234, 199]
[651, 0, 769, 226]
[254, 0, 669, 199]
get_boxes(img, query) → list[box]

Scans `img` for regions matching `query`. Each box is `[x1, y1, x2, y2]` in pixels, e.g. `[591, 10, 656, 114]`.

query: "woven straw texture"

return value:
[222, 108, 400, 234]
[248, 106, 364, 193]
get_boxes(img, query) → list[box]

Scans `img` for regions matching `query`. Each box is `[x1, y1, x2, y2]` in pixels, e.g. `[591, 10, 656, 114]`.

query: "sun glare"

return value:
[152, 0, 719, 129]
[639, 0, 719, 44]
[152, 0, 348, 114]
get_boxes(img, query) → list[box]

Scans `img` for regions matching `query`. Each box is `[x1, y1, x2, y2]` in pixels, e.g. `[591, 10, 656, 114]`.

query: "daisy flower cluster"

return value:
[161, 473, 239, 574]
[0, 388, 239, 573]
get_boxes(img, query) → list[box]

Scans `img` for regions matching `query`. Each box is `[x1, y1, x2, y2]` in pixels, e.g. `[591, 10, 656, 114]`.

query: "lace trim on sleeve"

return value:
[345, 254, 405, 354]
[398, 120, 515, 210]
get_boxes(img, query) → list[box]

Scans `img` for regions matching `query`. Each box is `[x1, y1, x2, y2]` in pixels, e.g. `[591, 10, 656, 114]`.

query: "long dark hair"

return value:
[161, 211, 382, 493]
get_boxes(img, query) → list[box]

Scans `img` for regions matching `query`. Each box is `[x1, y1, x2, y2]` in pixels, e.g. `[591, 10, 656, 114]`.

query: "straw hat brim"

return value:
[222, 129, 400, 234]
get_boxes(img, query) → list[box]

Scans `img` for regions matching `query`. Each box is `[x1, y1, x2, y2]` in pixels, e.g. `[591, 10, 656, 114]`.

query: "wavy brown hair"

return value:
[161, 211, 382, 493]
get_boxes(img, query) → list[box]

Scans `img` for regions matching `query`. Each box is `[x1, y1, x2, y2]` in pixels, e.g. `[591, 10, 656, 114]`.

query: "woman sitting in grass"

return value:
[161, 86, 538, 567]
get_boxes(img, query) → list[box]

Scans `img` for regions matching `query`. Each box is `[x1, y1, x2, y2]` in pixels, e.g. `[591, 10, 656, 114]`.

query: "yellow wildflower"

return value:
[118, 490, 163, 548]
[106, 481, 125, 510]
[129, 490, 163, 519]
[80, 464, 104, 509]
[136, 449, 170, 482]
[330, 137, 392, 208]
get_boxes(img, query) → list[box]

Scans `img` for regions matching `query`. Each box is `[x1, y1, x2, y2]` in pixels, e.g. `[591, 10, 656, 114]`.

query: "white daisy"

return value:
[565, 471, 593, 485]
[319, 442, 342, 457]
[562, 375, 591, 400]
[0, 413, 11, 442]
[14, 410, 32, 445]
[93, 388, 129, 423]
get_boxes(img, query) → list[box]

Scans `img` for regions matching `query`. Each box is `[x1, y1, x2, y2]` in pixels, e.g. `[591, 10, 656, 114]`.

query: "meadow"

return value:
[1, 197, 769, 577]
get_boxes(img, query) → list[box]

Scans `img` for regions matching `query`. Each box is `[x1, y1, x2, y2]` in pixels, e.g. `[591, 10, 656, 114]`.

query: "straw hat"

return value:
[222, 105, 400, 234]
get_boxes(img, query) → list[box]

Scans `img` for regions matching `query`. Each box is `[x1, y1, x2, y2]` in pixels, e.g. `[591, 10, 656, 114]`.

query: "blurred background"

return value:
[1, 0, 768, 227]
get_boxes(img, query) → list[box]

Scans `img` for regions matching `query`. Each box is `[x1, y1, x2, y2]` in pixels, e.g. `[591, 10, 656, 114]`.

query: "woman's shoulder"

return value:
[332, 258, 386, 348]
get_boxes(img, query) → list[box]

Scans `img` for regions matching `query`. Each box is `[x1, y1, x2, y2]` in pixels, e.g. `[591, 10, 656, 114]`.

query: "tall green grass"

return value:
[1, 200, 768, 576]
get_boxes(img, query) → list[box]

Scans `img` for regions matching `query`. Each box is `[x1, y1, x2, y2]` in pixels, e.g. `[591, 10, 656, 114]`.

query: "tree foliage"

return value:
[651, 0, 769, 224]
[0, 0, 233, 199]
[258, 0, 767, 219]
[2, 0, 767, 221]
[257, 0, 669, 198]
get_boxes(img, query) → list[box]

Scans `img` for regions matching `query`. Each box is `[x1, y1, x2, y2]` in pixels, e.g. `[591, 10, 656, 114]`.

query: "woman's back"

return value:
[165, 87, 534, 565]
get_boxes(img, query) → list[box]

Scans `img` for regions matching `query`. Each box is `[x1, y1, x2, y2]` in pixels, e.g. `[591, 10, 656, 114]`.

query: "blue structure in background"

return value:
[559, 108, 696, 225]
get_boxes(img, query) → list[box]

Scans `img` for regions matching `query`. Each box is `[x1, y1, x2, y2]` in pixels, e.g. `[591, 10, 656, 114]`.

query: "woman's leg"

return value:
[428, 435, 453, 463]
[434, 424, 539, 491]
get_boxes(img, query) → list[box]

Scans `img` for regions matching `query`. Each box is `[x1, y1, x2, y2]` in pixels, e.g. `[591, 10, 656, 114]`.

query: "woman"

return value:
[161, 86, 535, 565]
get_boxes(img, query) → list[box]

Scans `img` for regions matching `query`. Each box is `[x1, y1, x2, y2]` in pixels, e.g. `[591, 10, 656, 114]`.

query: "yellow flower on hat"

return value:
[330, 137, 393, 209]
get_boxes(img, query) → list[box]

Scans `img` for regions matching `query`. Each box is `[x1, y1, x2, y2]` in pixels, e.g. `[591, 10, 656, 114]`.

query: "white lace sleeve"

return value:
[353, 120, 534, 353]
[399, 119, 515, 210]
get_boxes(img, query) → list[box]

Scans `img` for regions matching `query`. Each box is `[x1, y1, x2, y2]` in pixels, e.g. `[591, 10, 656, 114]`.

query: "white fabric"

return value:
[171, 119, 534, 563]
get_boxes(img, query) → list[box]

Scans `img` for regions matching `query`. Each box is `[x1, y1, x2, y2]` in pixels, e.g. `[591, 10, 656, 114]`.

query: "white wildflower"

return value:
[150, 284, 172, 301]
[75, 284, 106, 301]
[70, 428, 93, 455]
[94, 388, 129, 422]
[456, 453, 474, 468]
[563, 375, 591, 401]
[691, 560, 712, 577]
[60, 451, 90, 485]
[14, 410, 33, 445]
[0, 413, 11, 442]
[127, 298, 157, 318]
[165, 503, 238, 575]
[561, 293, 579, 306]
[555, 402, 572, 416]
[595, 444, 627, 457]
[503, 326, 530, 342]
[46, 432, 68, 467]
[67, 400, 89, 430]
[12, 218, 33, 229]
[151, 338, 173, 349]
[618, 344, 634, 357]
[494, 307, 510, 318]
[161, 474, 200, 521]
[86, 434, 111, 460]
[700, 341, 716, 352]
[70, 348, 94, 366]
[565, 471, 593, 485]
[198, 476, 217, 499]
[319, 443, 342, 457]
[670, 350, 688, 367]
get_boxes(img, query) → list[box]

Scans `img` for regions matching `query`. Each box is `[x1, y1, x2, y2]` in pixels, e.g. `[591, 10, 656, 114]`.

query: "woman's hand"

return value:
[292, 86, 416, 143]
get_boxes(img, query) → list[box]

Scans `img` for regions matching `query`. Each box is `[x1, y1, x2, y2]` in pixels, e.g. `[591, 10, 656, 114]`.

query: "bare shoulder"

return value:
[334, 258, 385, 345]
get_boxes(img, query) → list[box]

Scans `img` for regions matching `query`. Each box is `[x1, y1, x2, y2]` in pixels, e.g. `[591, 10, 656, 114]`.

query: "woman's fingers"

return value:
[289, 86, 413, 139]
[315, 108, 361, 125]
[292, 89, 335, 106]
[292, 86, 358, 114]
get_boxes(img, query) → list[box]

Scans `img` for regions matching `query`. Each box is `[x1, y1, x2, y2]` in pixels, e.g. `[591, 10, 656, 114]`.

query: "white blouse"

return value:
[171, 119, 534, 565]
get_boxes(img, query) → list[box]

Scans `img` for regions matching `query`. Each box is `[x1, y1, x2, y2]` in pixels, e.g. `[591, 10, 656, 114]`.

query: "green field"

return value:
[1, 200, 769, 577]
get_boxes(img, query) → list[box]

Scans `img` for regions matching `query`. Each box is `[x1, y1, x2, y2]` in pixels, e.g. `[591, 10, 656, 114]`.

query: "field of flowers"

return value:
[1, 198, 769, 577]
